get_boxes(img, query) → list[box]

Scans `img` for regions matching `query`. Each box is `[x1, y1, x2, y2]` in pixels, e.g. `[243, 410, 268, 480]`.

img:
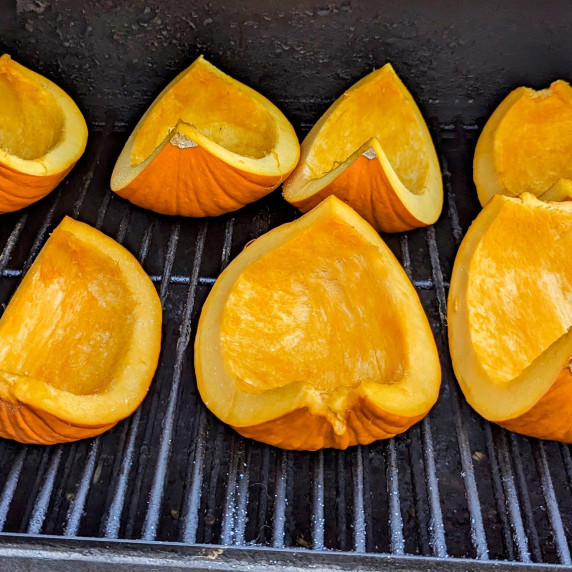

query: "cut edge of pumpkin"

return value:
[195, 195, 441, 430]
[282, 63, 443, 228]
[110, 55, 300, 193]
[448, 193, 572, 422]
[0, 54, 88, 178]
[0, 216, 162, 427]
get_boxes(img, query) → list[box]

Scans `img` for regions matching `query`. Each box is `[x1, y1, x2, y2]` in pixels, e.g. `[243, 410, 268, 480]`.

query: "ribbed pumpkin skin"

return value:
[0, 161, 72, 214]
[498, 365, 572, 442]
[288, 155, 423, 233]
[114, 141, 286, 217]
[0, 399, 115, 445]
[234, 397, 428, 451]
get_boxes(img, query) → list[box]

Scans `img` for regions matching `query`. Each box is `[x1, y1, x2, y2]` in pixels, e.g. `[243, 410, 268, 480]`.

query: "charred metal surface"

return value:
[1, 1, 571, 128]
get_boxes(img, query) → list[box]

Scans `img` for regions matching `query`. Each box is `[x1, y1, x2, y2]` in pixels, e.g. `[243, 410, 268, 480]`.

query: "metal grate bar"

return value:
[234, 442, 250, 546]
[103, 410, 142, 539]
[72, 124, 113, 219]
[312, 450, 325, 551]
[426, 222, 489, 559]
[115, 208, 132, 245]
[158, 224, 181, 304]
[335, 451, 348, 549]
[20, 193, 61, 275]
[181, 408, 208, 544]
[399, 235, 447, 558]
[27, 446, 63, 535]
[221, 440, 244, 545]
[560, 443, 572, 491]
[387, 439, 405, 555]
[421, 416, 447, 558]
[495, 430, 531, 562]
[101, 219, 155, 539]
[142, 222, 208, 541]
[508, 433, 542, 562]
[483, 421, 515, 560]
[0, 213, 28, 272]
[0, 447, 27, 532]
[121, 224, 183, 537]
[183, 216, 235, 545]
[64, 439, 101, 537]
[272, 449, 288, 549]
[532, 441, 571, 564]
[353, 446, 366, 552]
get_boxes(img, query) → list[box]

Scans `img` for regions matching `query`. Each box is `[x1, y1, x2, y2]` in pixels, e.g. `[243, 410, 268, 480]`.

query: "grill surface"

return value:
[0, 122, 572, 570]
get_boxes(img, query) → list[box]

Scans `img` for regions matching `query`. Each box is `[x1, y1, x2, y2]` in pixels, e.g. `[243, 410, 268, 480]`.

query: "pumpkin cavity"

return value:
[130, 62, 278, 167]
[0, 56, 65, 161]
[304, 71, 430, 195]
[220, 218, 406, 394]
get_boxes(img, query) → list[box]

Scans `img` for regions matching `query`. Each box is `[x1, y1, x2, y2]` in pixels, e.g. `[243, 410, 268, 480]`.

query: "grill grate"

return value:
[0, 122, 571, 569]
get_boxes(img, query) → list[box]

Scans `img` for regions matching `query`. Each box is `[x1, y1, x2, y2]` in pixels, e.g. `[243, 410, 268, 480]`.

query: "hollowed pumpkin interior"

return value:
[0, 228, 135, 396]
[0, 61, 65, 160]
[131, 64, 278, 166]
[221, 218, 406, 394]
[495, 82, 572, 197]
[467, 198, 572, 385]
[305, 72, 429, 194]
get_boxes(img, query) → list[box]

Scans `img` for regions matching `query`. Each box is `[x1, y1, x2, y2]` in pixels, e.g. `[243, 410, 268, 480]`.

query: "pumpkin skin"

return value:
[195, 196, 441, 450]
[282, 64, 443, 233]
[474, 80, 572, 207]
[0, 54, 88, 214]
[448, 193, 572, 442]
[0, 217, 162, 445]
[111, 55, 300, 217]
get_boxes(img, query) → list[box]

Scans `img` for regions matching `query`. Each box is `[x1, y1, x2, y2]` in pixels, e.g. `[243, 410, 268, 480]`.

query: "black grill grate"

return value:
[0, 122, 572, 569]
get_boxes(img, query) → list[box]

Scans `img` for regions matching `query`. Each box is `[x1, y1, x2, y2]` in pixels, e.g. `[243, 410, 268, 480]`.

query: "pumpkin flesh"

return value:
[0, 217, 162, 444]
[0, 54, 88, 214]
[283, 64, 443, 233]
[111, 55, 299, 217]
[196, 196, 441, 450]
[448, 193, 572, 441]
[474, 80, 572, 206]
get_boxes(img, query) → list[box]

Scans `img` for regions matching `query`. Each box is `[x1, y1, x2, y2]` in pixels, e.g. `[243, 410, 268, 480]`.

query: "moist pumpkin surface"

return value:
[0, 54, 88, 214]
[0, 216, 162, 445]
[221, 219, 406, 394]
[474, 80, 572, 206]
[111, 55, 299, 218]
[283, 63, 443, 233]
[449, 193, 572, 442]
[195, 196, 441, 450]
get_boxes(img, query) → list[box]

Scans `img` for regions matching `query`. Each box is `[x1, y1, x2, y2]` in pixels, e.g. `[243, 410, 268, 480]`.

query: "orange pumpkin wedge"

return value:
[474, 80, 572, 207]
[195, 196, 441, 450]
[110, 55, 300, 217]
[282, 64, 443, 233]
[448, 193, 572, 442]
[0, 217, 162, 444]
[0, 54, 88, 214]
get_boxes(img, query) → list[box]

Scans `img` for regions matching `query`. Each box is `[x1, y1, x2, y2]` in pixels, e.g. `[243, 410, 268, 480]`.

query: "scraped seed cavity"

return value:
[170, 133, 198, 149]
[362, 147, 377, 160]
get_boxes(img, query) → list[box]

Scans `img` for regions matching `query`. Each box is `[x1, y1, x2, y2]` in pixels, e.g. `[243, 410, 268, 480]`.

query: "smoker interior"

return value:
[2, 2, 572, 570]
[0, 121, 572, 570]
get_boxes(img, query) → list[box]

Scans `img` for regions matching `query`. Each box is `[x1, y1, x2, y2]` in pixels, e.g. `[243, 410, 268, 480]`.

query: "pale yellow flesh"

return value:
[305, 72, 429, 193]
[0, 228, 135, 395]
[467, 197, 572, 384]
[196, 196, 441, 428]
[0, 69, 64, 160]
[131, 61, 277, 166]
[495, 82, 572, 196]
[221, 219, 406, 394]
